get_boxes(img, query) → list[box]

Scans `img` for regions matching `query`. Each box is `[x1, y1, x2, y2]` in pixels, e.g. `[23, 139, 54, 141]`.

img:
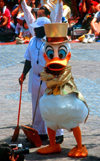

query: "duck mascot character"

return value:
[37, 23, 89, 158]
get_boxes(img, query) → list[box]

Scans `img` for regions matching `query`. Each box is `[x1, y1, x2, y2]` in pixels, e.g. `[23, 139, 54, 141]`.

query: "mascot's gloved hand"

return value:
[19, 73, 25, 85]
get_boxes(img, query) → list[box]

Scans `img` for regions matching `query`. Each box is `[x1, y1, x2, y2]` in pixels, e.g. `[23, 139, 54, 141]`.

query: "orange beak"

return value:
[44, 52, 71, 71]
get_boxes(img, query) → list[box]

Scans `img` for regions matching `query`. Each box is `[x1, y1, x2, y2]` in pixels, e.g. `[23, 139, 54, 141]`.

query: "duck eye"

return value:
[58, 49, 67, 59]
[46, 49, 54, 59]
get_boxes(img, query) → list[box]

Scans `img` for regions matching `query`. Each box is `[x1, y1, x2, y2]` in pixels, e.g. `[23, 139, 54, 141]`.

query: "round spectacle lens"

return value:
[58, 49, 67, 59]
[46, 50, 54, 59]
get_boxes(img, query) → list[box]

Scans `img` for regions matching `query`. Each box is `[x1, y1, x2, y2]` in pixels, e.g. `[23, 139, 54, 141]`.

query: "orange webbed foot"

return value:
[37, 144, 61, 154]
[68, 145, 88, 158]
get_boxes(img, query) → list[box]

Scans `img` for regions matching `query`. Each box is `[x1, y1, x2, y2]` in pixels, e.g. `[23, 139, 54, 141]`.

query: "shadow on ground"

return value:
[0, 125, 100, 161]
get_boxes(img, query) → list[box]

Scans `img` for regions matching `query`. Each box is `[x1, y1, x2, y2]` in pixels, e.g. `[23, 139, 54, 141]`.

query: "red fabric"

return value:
[47, 37, 68, 43]
[3, 7, 11, 28]
[0, 41, 29, 45]
[0, 41, 16, 45]
[79, 0, 99, 14]
[91, 0, 99, 6]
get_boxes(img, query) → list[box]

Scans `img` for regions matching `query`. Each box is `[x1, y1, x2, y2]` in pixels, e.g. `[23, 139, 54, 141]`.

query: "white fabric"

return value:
[22, 0, 63, 135]
[40, 93, 88, 131]
[24, 37, 47, 134]
[15, 23, 23, 35]
[17, 13, 24, 20]
[50, 0, 63, 23]
[40, 0, 63, 22]
[24, 37, 63, 135]
[3, 6, 6, 14]
[24, 37, 45, 93]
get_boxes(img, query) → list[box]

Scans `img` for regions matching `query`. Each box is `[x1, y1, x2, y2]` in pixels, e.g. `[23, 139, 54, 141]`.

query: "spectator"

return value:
[11, 0, 32, 30]
[81, 1, 99, 30]
[16, 19, 32, 44]
[69, 0, 100, 40]
[0, 0, 11, 29]
[87, 3, 100, 42]
[79, 0, 99, 17]
[89, 4, 100, 36]
[70, 0, 99, 30]
[15, 12, 24, 37]
[62, 0, 71, 23]
[79, 0, 99, 23]
[11, 4, 22, 27]
[79, 3, 100, 43]
[0, 0, 15, 42]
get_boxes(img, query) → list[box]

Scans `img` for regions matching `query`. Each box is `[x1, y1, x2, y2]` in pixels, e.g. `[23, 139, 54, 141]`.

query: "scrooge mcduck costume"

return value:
[37, 23, 89, 158]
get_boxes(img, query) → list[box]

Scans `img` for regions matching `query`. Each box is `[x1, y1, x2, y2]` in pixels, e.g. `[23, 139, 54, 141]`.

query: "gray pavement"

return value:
[0, 42, 100, 161]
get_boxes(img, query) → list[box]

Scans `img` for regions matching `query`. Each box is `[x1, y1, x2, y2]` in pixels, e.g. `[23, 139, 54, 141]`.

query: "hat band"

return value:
[46, 37, 68, 42]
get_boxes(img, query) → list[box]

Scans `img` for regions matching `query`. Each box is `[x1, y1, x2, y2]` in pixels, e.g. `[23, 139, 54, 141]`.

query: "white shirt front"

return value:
[24, 37, 46, 93]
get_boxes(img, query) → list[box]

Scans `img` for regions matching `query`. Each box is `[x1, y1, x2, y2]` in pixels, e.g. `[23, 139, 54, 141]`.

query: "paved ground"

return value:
[0, 42, 100, 161]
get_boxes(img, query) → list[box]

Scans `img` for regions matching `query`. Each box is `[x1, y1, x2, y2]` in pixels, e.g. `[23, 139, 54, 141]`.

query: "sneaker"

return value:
[16, 37, 24, 44]
[88, 34, 95, 43]
[82, 34, 89, 43]
[16, 37, 21, 41]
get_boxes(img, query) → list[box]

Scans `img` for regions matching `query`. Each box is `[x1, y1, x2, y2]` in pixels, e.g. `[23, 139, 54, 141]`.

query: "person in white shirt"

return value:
[18, 0, 64, 143]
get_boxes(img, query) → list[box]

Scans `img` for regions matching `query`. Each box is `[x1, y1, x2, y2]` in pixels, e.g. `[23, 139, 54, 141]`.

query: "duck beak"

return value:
[44, 52, 71, 71]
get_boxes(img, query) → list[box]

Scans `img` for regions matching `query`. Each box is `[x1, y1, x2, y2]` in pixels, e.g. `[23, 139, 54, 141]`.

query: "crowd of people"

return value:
[0, 0, 41, 42]
[75, 0, 100, 43]
[0, 0, 100, 43]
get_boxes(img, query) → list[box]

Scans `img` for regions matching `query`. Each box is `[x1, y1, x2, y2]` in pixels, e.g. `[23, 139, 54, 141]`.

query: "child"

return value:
[0, 0, 15, 42]
[16, 19, 32, 44]
[15, 12, 24, 37]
